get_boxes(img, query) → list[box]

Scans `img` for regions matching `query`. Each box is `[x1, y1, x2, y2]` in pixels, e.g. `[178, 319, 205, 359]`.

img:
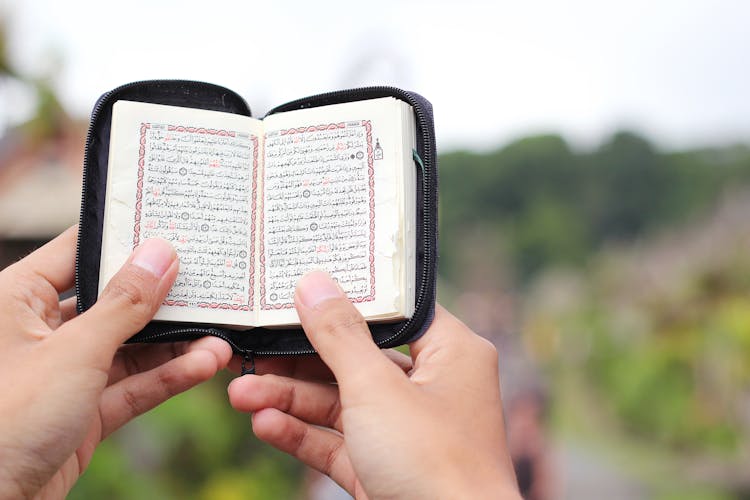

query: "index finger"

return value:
[10, 225, 78, 293]
[407, 304, 500, 387]
[408, 304, 472, 357]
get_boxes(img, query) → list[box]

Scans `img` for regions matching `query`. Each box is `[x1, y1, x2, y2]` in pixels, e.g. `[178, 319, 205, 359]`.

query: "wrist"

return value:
[441, 463, 521, 499]
[458, 478, 521, 500]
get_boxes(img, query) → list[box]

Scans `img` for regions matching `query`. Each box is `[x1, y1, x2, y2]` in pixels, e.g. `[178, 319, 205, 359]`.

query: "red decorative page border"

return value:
[259, 120, 376, 310]
[249, 135, 259, 308]
[358, 119, 376, 304]
[258, 138, 270, 308]
[195, 301, 250, 310]
[167, 125, 237, 136]
[133, 123, 256, 310]
[133, 123, 150, 249]
[164, 299, 189, 307]
[278, 123, 346, 135]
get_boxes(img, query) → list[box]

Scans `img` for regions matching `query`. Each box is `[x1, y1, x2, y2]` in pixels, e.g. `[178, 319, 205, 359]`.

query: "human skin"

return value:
[0, 226, 232, 499]
[228, 271, 521, 499]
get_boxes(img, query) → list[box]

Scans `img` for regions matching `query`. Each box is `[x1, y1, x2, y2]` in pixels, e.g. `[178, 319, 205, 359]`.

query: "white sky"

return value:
[1, 0, 750, 151]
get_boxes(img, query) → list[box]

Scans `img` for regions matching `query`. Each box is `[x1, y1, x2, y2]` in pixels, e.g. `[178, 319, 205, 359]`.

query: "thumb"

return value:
[294, 271, 405, 394]
[57, 238, 178, 364]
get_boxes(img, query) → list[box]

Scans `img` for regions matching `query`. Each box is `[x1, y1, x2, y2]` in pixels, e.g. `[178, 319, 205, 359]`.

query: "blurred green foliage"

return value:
[1, 18, 69, 144]
[70, 372, 303, 499]
[528, 237, 750, 495]
[439, 132, 750, 282]
[440, 134, 750, 496]
[0, 22, 12, 77]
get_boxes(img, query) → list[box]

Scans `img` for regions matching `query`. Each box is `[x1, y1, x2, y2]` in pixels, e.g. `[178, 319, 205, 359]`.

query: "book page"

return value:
[398, 102, 417, 319]
[258, 97, 415, 326]
[100, 101, 262, 327]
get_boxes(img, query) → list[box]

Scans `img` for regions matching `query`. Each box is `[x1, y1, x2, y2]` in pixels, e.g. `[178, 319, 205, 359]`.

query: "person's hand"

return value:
[0, 226, 232, 499]
[228, 271, 520, 499]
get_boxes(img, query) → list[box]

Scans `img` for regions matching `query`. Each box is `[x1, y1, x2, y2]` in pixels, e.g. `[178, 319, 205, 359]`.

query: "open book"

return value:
[99, 97, 417, 328]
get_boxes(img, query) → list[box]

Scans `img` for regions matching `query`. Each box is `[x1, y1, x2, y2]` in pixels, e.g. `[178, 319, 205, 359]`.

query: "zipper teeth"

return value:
[78, 83, 434, 357]
[130, 327, 246, 353]
[74, 90, 109, 314]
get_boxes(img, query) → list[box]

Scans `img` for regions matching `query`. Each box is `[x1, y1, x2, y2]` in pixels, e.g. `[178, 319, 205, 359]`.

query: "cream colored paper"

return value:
[99, 98, 415, 328]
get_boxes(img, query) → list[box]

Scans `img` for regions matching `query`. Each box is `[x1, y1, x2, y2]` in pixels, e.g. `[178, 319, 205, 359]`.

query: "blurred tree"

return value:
[584, 131, 665, 240]
[0, 19, 15, 77]
[440, 134, 585, 281]
[521, 192, 750, 497]
[0, 17, 68, 143]
[439, 132, 750, 283]
[70, 374, 304, 499]
[20, 78, 69, 143]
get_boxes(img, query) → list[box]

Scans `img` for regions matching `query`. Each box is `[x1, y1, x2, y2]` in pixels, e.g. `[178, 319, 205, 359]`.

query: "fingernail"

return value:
[131, 238, 176, 277]
[296, 270, 344, 308]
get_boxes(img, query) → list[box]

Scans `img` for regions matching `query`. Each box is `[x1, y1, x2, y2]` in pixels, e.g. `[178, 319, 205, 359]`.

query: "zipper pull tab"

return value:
[241, 350, 256, 375]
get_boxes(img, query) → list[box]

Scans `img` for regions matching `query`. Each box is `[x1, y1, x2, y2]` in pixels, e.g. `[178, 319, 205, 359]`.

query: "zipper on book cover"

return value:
[133, 324, 258, 373]
[266, 86, 436, 350]
[131, 326, 257, 363]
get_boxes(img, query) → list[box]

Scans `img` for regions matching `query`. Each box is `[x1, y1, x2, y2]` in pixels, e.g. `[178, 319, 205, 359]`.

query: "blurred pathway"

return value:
[557, 440, 649, 500]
